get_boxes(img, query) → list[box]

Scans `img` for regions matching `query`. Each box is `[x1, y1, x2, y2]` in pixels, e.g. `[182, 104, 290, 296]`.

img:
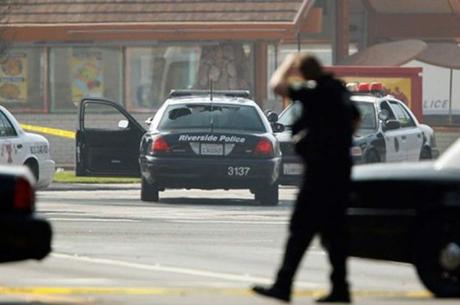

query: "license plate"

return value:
[283, 163, 303, 175]
[200, 143, 223, 155]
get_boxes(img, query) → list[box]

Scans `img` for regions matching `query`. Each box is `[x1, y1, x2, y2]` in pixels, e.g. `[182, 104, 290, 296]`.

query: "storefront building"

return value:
[2, 0, 459, 166]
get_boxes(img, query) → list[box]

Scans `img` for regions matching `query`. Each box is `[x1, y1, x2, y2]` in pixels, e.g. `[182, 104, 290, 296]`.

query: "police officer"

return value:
[252, 53, 359, 303]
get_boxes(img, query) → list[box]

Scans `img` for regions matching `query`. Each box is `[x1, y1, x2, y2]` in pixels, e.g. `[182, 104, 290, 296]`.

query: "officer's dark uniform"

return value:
[274, 73, 358, 298]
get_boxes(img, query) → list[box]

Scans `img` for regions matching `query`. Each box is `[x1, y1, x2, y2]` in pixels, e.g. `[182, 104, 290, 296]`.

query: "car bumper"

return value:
[37, 159, 55, 189]
[279, 154, 303, 186]
[279, 154, 363, 186]
[0, 215, 52, 263]
[140, 156, 281, 189]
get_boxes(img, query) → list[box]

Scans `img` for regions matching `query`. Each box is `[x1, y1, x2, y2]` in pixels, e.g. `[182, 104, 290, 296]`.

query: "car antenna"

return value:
[210, 79, 214, 132]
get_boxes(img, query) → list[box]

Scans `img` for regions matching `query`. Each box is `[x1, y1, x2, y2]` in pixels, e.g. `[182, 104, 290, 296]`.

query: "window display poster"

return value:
[0, 53, 28, 103]
[71, 50, 103, 105]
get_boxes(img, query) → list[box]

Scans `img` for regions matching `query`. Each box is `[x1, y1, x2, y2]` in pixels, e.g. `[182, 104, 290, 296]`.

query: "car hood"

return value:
[352, 161, 460, 182]
[24, 132, 49, 144]
[353, 129, 377, 139]
[274, 129, 292, 143]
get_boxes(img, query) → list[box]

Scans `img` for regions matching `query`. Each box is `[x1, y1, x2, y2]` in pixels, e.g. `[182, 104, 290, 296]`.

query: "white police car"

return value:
[0, 105, 55, 189]
[274, 82, 439, 185]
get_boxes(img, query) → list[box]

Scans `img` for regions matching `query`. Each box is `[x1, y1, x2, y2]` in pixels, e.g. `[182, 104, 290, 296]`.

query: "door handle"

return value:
[17, 144, 23, 149]
[401, 136, 407, 140]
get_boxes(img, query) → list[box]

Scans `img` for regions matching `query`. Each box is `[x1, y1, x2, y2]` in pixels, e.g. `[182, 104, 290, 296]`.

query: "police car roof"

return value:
[351, 94, 381, 104]
[164, 95, 257, 107]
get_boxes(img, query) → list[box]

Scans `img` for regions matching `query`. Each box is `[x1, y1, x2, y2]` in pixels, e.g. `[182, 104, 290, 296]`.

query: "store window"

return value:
[126, 43, 254, 112]
[266, 43, 357, 112]
[50, 47, 122, 112]
[0, 47, 45, 112]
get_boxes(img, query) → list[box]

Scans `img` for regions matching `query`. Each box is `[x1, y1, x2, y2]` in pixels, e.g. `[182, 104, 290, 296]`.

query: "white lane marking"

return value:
[48, 218, 138, 222]
[51, 253, 321, 288]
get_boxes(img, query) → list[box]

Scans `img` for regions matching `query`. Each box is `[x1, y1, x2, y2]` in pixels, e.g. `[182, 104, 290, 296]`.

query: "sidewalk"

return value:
[43, 182, 141, 191]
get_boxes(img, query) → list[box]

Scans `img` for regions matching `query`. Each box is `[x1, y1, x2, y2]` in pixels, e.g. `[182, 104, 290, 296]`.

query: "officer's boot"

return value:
[315, 283, 351, 303]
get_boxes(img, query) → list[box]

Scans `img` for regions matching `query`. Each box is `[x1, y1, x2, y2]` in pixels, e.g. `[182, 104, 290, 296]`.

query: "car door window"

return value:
[379, 101, 396, 120]
[83, 102, 131, 130]
[389, 101, 416, 128]
[0, 111, 17, 137]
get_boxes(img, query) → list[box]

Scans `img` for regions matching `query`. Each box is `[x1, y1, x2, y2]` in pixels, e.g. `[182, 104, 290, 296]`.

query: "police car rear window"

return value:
[158, 104, 266, 132]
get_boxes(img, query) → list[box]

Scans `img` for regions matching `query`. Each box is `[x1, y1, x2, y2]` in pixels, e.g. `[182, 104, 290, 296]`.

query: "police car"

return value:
[350, 139, 460, 297]
[275, 82, 439, 185]
[0, 105, 55, 189]
[0, 165, 52, 262]
[76, 91, 283, 205]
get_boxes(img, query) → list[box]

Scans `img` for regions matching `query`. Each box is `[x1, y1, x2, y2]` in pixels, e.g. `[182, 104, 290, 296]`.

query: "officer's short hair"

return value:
[295, 53, 324, 81]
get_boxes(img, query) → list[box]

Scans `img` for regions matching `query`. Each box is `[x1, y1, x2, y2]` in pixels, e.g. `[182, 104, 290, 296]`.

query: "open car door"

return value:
[76, 98, 146, 177]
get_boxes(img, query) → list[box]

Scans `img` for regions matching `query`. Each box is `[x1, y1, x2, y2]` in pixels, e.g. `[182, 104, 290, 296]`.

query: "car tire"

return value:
[420, 146, 432, 160]
[255, 183, 279, 206]
[141, 178, 159, 202]
[414, 215, 460, 297]
[24, 160, 39, 182]
[366, 150, 380, 163]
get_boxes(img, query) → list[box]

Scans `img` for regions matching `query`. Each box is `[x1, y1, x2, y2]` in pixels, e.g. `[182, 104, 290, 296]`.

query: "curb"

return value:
[42, 183, 140, 192]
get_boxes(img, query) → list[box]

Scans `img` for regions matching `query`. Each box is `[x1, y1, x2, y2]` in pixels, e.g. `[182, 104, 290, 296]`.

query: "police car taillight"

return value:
[151, 136, 171, 154]
[14, 178, 35, 212]
[254, 138, 273, 156]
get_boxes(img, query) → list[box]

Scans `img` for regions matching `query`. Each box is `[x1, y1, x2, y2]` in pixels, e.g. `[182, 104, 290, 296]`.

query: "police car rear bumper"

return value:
[279, 154, 364, 186]
[140, 156, 280, 189]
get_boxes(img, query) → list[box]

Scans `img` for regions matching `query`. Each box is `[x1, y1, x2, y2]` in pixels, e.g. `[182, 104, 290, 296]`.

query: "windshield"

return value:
[278, 102, 302, 127]
[158, 104, 266, 132]
[356, 101, 377, 130]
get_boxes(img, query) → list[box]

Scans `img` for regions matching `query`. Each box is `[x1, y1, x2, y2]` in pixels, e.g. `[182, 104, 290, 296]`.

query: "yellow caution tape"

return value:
[21, 124, 76, 140]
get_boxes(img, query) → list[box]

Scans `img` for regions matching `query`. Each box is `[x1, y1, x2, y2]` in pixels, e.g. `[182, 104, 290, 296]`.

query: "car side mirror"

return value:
[118, 119, 129, 129]
[266, 111, 279, 123]
[383, 119, 400, 131]
[272, 122, 285, 133]
[145, 117, 153, 126]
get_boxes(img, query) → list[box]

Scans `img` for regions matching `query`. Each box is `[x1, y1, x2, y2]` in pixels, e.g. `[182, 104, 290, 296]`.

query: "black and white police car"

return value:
[274, 82, 439, 185]
[0, 105, 55, 189]
[76, 90, 283, 205]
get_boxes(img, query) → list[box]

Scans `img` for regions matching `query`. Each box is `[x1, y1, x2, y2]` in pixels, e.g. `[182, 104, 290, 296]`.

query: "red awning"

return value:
[416, 43, 460, 69]
[338, 40, 427, 66]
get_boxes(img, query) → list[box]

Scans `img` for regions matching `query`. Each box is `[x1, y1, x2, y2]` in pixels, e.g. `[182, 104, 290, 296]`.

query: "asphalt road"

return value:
[0, 185, 458, 305]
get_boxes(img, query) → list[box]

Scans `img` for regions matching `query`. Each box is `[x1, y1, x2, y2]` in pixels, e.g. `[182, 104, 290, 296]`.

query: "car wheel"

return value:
[366, 150, 380, 163]
[141, 178, 159, 202]
[255, 183, 279, 206]
[414, 215, 460, 297]
[420, 147, 432, 160]
[24, 160, 39, 181]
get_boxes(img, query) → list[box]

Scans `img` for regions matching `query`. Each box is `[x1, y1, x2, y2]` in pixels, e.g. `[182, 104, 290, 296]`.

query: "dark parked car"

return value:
[349, 139, 460, 297]
[0, 165, 52, 263]
[274, 91, 439, 185]
[76, 91, 283, 205]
